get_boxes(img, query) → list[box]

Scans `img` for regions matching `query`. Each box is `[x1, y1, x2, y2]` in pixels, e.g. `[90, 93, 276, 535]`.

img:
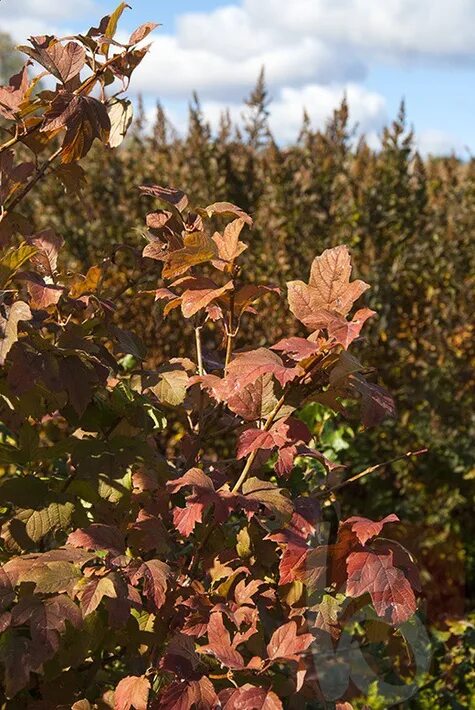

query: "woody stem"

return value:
[195, 325, 204, 376]
[2, 146, 62, 219]
[316, 448, 428, 499]
[231, 394, 286, 494]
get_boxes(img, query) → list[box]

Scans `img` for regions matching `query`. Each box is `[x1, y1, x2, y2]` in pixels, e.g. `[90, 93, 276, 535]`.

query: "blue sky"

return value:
[1, 0, 474, 155]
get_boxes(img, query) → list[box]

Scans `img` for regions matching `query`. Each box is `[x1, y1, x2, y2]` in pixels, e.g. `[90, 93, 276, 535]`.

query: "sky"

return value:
[1, 0, 474, 155]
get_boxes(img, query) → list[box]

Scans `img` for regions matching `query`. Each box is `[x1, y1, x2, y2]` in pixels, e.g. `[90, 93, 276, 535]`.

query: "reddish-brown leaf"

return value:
[114, 675, 150, 710]
[181, 279, 233, 318]
[129, 22, 159, 45]
[26, 228, 63, 276]
[157, 677, 219, 710]
[266, 620, 313, 661]
[67, 524, 125, 555]
[346, 549, 417, 624]
[162, 232, 218, 279]
[227, 347, 302, 389]
[212, 218, 248, 264]
[340, 514, 399, 546]
[19, 40, 85, 83]
[221, 684, 283, 709]
[139, 184, 189, 213]
[41, 93, 110, 163]
[272, 337, 322, 361]
[278, 543, 308, 585]
[0, 64, 30, 119]
[326, 308, 376, 349]
[202, 201, 253, 225]
[199, 611, 245, 669]
[287, 245, 369, 330]
[137, 559, 171, 610]
[351, 375, 397, 428]
[23, 274, 63, 310]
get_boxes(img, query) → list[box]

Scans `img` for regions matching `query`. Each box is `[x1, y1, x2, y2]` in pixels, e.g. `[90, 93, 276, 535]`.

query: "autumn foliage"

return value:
[0, 6, 429, 709]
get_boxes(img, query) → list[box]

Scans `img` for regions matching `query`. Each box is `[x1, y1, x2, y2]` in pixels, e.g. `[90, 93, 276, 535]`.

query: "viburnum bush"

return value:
[0, 6, 427, 709]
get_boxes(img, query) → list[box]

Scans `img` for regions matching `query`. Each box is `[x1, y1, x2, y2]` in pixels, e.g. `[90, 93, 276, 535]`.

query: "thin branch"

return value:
[2, 146, 62, 218]
[231, 393, 286, 494]
[315, 448, 428, 499]
[195, 325, 204, 376]
[224, 290, 235, 372]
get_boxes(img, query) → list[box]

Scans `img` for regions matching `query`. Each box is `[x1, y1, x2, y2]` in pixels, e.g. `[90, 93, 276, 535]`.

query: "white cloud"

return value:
[243, 0, 475, 61]
[128, 0, 475, 101]
[132, 33, 364, 102]
[0, 0, 95, 22]
[415, 129, 467, 157]
[0, 0, 96, 42]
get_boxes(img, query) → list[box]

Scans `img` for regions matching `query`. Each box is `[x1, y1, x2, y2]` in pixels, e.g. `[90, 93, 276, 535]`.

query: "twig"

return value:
[2, 146, 62, 218]
[195, 325, 204, 376]
[224, 290, 235, 372]
[231, 394, 286, 493]
[315, 448, 428, 499]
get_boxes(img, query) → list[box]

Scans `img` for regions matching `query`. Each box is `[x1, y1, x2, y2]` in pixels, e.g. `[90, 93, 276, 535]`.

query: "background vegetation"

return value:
[25, 83, 475, 595]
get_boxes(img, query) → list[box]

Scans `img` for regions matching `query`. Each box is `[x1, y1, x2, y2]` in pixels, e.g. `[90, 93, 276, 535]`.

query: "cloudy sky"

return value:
[1, 0, 474, 154]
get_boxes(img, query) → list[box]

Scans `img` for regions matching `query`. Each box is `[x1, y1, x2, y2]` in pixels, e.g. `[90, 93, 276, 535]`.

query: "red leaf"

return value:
[199, 611, 245, 669]
[326, 308, 376, 349]
[157, 677, 219, 710]
[340, 514, 399, 546]
[272, 337, 321, 361]
[278, 543, 308, 585]
[67, 524, 125, 555]
[227, 347, 302, 389]
[0, 63, 30, 119]
[352, 375, 396, 427]
[135, 559, 170, 611]
[221, 684, 283, 709]
[26, 228, 64, 277]
[181, 279, 233, 318]
[346, 549, 417, 624]
[172, 504, 205, 537]
[129, 22, 159, 45]
[237, 428, 277, 460]
[266, 620, 313, 662]
[288, 245, 370, 332]
[114, 675, 150, 710]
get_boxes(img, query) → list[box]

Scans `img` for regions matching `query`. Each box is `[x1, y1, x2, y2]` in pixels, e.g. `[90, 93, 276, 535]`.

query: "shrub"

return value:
[0, 7, 427, 708]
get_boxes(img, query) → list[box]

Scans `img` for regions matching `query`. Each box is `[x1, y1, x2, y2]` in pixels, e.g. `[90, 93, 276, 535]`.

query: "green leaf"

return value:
[102, 2, 130, 55]
[0, 243, 37, 288]
[150, 369, 188, 407]
[20, 561, 81, 594]
[25, 501, 75, 542]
